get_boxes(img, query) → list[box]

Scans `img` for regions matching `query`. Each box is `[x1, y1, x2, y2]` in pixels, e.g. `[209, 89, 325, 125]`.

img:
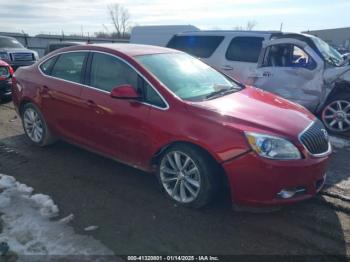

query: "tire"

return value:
[321, 93, 350, 135]
[157, 144, 220, 208]
[21, 103, 57, 146]
[0, 94, 12, 103]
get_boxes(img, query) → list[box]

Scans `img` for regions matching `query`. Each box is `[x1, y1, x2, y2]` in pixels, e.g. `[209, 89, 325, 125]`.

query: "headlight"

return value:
[0, 52, 9, 60]
[245, 132, 301, 160]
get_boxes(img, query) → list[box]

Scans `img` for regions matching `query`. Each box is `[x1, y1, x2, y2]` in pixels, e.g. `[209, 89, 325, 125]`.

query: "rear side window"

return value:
[167, 35, 224, 58]
[51, 52, 86, 83]
[90, 53, 139, 92]
[226, 37, 264, 63]
[40, 57, 57, 74]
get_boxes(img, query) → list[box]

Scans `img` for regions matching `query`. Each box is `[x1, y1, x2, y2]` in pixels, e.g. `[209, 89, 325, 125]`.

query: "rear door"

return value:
[39, 51, 89, 144]
[220, 36, 267, 84]
[252, 38, 325, 112]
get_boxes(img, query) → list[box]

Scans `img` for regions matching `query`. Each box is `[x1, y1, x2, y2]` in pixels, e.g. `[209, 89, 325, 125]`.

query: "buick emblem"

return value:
[321, 129, 329, 141]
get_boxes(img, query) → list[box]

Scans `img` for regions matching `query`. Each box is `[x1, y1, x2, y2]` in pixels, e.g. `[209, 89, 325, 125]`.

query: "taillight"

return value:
[0, 66, 10, 81]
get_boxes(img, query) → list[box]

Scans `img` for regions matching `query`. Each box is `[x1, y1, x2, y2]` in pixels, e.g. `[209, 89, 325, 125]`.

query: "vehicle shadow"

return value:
[0, 135, 348, 258]
[323, 137, 350, 198]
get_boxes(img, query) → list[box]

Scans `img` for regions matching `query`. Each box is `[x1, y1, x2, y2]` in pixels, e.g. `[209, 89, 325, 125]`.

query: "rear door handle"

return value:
[221, 65, 234, 71]
[86, 99, 97, 108]
[263, 71, 273, 77]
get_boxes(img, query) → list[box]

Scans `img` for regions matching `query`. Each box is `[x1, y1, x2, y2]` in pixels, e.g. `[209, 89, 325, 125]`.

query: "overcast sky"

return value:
[0, 0, 349, 36]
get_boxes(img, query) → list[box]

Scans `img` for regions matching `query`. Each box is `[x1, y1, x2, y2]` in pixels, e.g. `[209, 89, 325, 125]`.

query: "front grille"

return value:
[10, 52, 34, 62]
[299, 120, 330, 155]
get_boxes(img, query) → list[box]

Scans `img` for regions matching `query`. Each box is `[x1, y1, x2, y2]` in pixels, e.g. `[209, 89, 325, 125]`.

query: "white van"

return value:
[131, 28, 350, 135]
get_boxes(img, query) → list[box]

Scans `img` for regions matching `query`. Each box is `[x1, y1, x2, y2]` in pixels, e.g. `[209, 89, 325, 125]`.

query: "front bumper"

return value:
[0, 78, 12, 97]
[223, 151, 330, 207]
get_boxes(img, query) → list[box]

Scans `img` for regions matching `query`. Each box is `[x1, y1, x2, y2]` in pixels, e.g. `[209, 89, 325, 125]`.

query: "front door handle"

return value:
[221, 65, 234, 71]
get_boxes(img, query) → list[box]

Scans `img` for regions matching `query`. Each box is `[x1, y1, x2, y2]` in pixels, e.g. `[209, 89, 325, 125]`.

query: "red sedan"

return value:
[12, 44, 332, 208]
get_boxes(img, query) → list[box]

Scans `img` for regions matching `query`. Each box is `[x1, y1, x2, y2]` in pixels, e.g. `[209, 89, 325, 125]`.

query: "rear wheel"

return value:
[21, 103, 57, 146]
[321, 93, 350, 134]
[157, 144, 219, 208]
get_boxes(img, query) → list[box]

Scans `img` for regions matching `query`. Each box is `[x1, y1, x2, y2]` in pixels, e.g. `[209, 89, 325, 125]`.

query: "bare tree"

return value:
[234, 21, 257, 31]
[108, 3, 131, 38]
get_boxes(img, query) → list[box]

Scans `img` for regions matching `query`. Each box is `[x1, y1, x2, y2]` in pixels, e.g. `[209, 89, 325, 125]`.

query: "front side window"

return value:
[136, 53, 242, 102]
[143, 81, 167, 108]
[263, 44, 316, 70]
[226, 37, 264, 63]
[90, 53, 138, 92]
[51, 52, 86, 83]
[167, 35, 224, 58]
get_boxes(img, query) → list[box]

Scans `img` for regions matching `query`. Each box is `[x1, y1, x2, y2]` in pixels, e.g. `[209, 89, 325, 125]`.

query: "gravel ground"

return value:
[0, 101, 349, 258]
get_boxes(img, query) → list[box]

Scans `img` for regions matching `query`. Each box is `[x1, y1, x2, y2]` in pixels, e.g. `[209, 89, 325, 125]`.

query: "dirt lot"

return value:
[0, 101, 350, 259]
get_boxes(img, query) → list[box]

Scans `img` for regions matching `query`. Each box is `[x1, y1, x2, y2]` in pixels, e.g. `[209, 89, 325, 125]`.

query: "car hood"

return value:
[186, 86, 315, 138]
[0, 48, 35, 53]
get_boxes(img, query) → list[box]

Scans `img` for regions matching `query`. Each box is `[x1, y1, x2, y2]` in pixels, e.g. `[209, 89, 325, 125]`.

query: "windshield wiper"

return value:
[205, 88, 238, 100]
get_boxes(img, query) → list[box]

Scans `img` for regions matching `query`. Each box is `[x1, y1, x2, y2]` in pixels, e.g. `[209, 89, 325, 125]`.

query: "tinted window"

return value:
[90, 53, 138, 92]
[51, 52, 86, 83]
[226, 37, 264, 62]
[40, 57, 57, 74]
[143, 82, 166, 108]
[167, 35, 224, 58]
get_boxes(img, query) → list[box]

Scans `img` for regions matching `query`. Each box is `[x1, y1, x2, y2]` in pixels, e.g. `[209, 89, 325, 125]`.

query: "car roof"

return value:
[53, 43, 179, 57]
[0, 35, 15, 39]
[87, 43, 179, 56]
[175, 30, 280, 36]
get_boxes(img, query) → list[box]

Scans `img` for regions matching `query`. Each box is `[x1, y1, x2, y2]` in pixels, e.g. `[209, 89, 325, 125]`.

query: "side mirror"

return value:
[110, 84, 140, 99]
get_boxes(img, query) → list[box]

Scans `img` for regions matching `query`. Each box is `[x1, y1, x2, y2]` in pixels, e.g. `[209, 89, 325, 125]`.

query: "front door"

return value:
[252, 38, 325, 112]
[80, 52, 153, 167]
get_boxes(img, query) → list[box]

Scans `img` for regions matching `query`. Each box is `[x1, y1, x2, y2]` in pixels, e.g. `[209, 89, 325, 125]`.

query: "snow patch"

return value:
[330, 136, 350, 149]
[0, 174, 114, 257]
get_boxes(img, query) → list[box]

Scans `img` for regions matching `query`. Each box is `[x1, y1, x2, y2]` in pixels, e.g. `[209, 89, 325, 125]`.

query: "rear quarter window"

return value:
[167, 35, 224, 58]
[225, 37, 264, 63]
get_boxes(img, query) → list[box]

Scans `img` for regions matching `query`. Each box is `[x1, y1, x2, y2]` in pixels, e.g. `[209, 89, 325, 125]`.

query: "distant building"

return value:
[302, 27, 350, 52]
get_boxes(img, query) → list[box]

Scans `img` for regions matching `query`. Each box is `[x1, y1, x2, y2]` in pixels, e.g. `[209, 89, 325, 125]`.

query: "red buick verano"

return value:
[12, 44, 331, 208]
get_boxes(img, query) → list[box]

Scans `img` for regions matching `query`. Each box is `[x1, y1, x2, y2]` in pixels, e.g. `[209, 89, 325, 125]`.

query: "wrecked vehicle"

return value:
[253, 34, 350, 135]
[134, 30, 350, 134]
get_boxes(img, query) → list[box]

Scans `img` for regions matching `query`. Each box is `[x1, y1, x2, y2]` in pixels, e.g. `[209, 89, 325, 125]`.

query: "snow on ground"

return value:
[330, 136, 350, 149]
[0, 174, 114, 259]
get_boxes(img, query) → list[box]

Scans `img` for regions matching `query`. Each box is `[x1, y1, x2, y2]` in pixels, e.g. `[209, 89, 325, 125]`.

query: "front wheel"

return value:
[321, 93, 350, 135]
[157, 144, 219, 208]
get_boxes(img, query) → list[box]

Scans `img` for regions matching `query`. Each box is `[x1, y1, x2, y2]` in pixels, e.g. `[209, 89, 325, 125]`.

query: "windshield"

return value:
[0, 37, 24, 48]
[310, 35, 344, 66]
[136, 53, 242, 101]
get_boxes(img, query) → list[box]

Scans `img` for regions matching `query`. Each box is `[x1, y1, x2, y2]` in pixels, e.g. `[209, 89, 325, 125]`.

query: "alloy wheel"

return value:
[23, 108, 44, 143]
[322, 100, 350, 132]
[160, 151, 201, 203]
